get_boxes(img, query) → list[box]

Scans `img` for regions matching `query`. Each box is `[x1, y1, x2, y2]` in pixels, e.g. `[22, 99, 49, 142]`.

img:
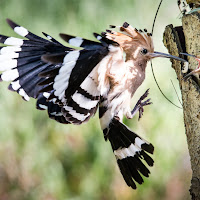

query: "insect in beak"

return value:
[150, 51, 187, 62]
[180, 52, 200, 79]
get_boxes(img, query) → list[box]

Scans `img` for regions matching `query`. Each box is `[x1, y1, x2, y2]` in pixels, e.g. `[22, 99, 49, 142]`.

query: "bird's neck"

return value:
[133, 59, 148, 72]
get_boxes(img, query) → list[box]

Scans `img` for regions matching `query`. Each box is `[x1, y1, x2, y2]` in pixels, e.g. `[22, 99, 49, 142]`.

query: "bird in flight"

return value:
[0, 19, 186, 189]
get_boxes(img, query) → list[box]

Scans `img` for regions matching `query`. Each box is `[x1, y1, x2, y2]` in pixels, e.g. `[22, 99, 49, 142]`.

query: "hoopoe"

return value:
[0, 19, 186, 189]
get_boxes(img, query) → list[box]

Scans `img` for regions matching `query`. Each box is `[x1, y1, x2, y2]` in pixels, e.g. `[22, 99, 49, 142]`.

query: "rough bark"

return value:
[186, 0, 199, 4]
[186, 0, 200, 5]
[163, 12, 200, 200]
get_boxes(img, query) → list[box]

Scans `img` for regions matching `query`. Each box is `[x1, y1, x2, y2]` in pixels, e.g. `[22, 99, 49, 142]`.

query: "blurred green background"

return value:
[0, 0, 191, 200]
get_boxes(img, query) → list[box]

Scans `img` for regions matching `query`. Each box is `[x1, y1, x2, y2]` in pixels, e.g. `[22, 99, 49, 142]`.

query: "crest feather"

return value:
[104, 22, 154, 54]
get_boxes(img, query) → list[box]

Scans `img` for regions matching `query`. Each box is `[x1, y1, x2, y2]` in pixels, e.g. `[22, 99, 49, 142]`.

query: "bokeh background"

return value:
[0, 0, 191, 199]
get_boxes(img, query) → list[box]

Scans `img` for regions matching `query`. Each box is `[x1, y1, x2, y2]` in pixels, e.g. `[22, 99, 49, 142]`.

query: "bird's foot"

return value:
[131, 89, 152, 120]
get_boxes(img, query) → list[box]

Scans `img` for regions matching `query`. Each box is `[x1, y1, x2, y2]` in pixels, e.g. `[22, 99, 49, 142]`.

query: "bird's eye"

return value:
[141, 48, 148, 55]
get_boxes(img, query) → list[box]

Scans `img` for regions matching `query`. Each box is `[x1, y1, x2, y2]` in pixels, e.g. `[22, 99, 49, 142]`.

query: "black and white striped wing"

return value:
[36, 92, 70, 124]
[0, 19, 71, 100]
[0, 19, 75, 124]
[0, 19, 112, 124]
[37, 33, 111, 124]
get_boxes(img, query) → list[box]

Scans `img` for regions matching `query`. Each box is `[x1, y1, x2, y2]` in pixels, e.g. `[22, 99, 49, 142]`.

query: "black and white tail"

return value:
[105, 117, 154, 189]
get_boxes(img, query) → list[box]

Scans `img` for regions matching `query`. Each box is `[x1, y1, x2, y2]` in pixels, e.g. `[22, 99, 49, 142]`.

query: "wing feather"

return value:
[0, 19, 117, 124]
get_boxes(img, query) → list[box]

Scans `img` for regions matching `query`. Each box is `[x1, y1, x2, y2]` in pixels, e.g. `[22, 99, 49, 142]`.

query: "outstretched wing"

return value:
[39, 32, 121, 124]
[0, 19, 71, 100]
[0, 19, 119, 124]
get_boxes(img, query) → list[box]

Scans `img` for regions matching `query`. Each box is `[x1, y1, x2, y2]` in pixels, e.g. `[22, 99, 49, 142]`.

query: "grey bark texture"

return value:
[163, 12, 200, 200]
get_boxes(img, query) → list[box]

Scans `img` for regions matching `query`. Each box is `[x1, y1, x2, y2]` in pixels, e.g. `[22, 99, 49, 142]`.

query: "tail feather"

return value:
[117, 159, 137, 189]
[119, 158, 144, 184]
[106, 117, 154, 189]
[140, 150, 154, 166]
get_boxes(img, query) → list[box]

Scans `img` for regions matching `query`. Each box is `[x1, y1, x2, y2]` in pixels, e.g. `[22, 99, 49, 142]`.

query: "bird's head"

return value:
[104, 22, 186, 64]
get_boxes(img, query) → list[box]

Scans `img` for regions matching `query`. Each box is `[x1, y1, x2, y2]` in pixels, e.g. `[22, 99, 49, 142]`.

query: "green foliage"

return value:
[0, 0, 191, 199]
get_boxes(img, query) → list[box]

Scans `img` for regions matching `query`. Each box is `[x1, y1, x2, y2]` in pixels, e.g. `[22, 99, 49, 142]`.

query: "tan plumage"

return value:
[98, 23, 157, 129]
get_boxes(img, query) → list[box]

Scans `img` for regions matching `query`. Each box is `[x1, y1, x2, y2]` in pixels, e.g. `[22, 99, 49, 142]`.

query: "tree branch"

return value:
[163, 12, 200, 200]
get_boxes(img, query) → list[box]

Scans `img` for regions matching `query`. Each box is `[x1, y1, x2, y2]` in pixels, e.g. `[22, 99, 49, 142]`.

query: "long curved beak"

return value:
[150, 51, 186, 62]
[179, 52, 196, 58]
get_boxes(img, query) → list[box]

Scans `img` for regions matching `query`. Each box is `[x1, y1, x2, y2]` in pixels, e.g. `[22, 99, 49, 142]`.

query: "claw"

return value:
[131, 89, 152, 120]
[138, 107, 144, 120]
[138, 98, 152, 120]
[141, 98, 152, 107]
[139, 88, 149, 101]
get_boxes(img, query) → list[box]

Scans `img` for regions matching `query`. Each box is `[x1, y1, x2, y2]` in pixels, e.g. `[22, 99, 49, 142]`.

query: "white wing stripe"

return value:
[11, 80, 21, 91]
[72, 91, 98, 110]
[50, 112, 63, 116]
[43, 92, 51, 98]
[80, 76, 100, 97]
[53, 51, 80, 101]
[0, 59, 18, 71]
[1, 69, 19, 81]
[0, 46, 21, 55]
[14, 26, 29, 37]
[68, 37, 83, 47]
[64, 105, 90, 121]
[59, 61, 76, 74]
[19, 88, 30, 101]
[63, 51, 80, 63]
[4, 37, 24, 46]
[54, 82, 68, 98]
[38, 104, 48, 110]
[0, 53, 19, 61]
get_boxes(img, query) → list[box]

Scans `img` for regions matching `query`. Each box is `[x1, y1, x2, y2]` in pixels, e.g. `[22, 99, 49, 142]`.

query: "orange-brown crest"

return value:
[105, 22, 154, 61]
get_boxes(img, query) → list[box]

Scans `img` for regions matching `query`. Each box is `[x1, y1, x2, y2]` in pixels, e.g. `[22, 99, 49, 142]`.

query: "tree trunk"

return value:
[163, 12, 200, 200]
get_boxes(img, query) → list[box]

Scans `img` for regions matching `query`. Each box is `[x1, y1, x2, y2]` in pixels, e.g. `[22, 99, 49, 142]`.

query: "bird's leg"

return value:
[130, 89, 152, 120]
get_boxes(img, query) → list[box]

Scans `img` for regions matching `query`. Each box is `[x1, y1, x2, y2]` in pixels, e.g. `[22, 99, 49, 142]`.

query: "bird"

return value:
[0, 19, 186, 189]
